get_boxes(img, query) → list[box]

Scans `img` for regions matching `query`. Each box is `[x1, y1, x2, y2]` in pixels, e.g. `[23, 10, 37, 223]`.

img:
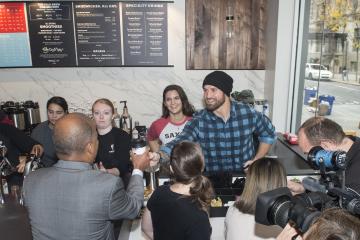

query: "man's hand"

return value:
[149, 152, 160, 167]
[31, 144, 44, 157]
[106, 168, 120, 176]
[276, 223, 302, 240]
[131, 149, 150, 171]
[287, 180, 305, 196]
[16, 155, 27, 173]
[98, 162, 120, 176]
[243, 159, 254, 173]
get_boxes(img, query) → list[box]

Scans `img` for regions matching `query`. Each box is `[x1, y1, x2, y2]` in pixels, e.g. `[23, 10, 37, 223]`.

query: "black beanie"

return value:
[202, 71, 233, 96]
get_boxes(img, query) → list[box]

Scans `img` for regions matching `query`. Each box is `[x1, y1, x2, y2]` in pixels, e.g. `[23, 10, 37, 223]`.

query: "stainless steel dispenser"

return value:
[4, 102, 26, 131]
[23, 100, 41, 131]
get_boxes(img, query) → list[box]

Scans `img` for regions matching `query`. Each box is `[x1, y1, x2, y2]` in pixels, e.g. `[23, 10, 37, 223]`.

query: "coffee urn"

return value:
[5, 106, 26, 131]
[23, 101, 41, 131]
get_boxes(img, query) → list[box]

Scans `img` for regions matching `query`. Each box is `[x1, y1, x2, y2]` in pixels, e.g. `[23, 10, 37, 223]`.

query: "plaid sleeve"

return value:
[254, 112, 276, 144]
[160, 119, 198, 155]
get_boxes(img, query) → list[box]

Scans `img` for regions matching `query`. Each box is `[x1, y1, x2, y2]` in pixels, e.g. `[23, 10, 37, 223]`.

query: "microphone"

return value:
[302, 177, 327, 193]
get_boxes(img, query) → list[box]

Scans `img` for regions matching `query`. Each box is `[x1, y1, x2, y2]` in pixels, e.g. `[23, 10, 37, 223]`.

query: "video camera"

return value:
[307, 146, 347, 171]
[255, 186, 360, 233]
[254, 146, 360, 233]
[255, 187, 320, 233]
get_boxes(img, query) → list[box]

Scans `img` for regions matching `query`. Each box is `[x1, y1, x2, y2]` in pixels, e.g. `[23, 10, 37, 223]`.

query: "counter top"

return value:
[269, 134, 319, 176]
[0, 135, 318, 240]
[0, 198, 32, 240]
[158, 136, 319, 179]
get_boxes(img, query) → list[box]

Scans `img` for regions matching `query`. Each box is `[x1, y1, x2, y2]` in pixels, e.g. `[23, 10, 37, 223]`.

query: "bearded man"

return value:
[151, 71, 276, 173]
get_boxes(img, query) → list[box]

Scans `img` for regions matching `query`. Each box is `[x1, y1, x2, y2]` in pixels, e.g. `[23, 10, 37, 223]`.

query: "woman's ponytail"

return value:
[189, 175, 214, 213]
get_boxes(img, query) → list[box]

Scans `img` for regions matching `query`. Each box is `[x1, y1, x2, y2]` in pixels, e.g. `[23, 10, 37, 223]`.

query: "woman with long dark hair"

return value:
[141, 141, 214, 240]
[147, 85, 195, 152]
[31, 96, 68, 167]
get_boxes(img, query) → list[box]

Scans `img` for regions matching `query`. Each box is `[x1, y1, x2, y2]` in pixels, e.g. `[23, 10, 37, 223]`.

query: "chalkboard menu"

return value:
[27, 2, 76, 66]
[122, 2, 168, 65]
[74, 2, 122, 66]
[0, 1, 171, 68]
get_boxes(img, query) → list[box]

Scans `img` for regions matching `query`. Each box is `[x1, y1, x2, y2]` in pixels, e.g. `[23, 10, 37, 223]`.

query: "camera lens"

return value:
[268, 195, 292, 228]
[307, 146, 347, 171]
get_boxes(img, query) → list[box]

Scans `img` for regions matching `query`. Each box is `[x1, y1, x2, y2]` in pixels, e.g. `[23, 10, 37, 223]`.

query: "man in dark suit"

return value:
[23, 113, 149, 240]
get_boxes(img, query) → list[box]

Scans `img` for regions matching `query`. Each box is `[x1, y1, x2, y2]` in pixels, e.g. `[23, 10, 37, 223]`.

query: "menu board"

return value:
[74, 2, 122, 66]
[122, 2, 168, 65]
[0, 2, 32, 67]
[27, 2, 76, 66]
[0, 1, 170, 68]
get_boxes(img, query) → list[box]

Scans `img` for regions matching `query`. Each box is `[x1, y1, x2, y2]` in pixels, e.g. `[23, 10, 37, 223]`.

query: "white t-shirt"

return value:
[147, 116, 192, 145]
[225, 205, 282, 240]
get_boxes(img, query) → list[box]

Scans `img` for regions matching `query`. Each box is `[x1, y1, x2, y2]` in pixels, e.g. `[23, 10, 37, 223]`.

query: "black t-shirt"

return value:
[345, 136, 360, 193]
[0, 123, 38, 166]
[95, 127, 131, 182]
[147, 185, 212, 240]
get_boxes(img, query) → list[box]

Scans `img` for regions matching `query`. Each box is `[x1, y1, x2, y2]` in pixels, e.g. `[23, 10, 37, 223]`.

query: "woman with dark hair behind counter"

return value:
[0, 123, 43, 187]
[141, 141, 214, 240]
[147, 85, 195, 152]
[31, 96, 68, 167]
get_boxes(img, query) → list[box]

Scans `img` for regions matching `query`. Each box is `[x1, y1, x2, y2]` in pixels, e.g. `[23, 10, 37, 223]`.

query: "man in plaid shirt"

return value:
[151, 71, 276, 173]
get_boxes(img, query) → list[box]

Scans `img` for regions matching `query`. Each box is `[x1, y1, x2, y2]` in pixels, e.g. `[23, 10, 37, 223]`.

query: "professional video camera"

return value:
[254, 146, 360, 233]
[307, 146, 347, 172]
[255, 187, 321, 233]
[303, 146, 360, 215]
[255, 186, 360, 233]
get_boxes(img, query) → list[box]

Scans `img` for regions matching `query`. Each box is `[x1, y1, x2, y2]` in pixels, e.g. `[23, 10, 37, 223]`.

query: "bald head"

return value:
[53, 113, 97, 161]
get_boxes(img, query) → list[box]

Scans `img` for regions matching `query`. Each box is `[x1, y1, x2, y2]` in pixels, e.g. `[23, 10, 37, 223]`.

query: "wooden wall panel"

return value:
[186, 0, 266, 70]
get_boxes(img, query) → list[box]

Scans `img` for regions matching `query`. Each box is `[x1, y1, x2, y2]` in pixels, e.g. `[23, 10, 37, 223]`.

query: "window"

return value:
[298, 0, 360, 136]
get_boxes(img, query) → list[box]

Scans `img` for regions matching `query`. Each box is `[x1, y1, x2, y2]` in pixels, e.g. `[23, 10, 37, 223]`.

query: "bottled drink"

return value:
[120, 101, 132, 135]
[132, 121, 139, 140]
[113, 105, 121, 128]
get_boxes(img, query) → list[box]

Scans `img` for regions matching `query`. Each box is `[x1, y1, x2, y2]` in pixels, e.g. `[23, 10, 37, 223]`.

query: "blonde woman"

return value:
[92, 98, 131, 184]
[225, 158, 287, 240]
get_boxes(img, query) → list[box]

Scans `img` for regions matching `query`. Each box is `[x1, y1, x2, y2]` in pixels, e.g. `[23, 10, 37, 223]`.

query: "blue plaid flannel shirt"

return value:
[161, 101, 276, 172]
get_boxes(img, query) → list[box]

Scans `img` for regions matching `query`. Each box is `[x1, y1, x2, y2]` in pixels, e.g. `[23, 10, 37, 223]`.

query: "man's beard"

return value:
[205, 95, 226, 111]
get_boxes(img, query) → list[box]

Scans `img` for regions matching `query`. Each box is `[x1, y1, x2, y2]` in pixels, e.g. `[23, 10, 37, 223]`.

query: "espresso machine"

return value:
[0, 141, 15, 204]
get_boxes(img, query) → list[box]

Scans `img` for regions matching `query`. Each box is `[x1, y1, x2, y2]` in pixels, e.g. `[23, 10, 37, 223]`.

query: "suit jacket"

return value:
[23, 160, 144, 240]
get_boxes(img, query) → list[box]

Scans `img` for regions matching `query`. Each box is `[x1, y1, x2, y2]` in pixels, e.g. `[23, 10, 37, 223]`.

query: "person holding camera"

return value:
[288, 117, 360, 194]
[276, 208, 360, 240]
[225, 157, 287, 240]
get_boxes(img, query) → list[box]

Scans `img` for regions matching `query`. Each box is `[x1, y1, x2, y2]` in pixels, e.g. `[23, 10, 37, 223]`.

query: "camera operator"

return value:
[276, 208, 360, 240]
[288, 117, 360, 194]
